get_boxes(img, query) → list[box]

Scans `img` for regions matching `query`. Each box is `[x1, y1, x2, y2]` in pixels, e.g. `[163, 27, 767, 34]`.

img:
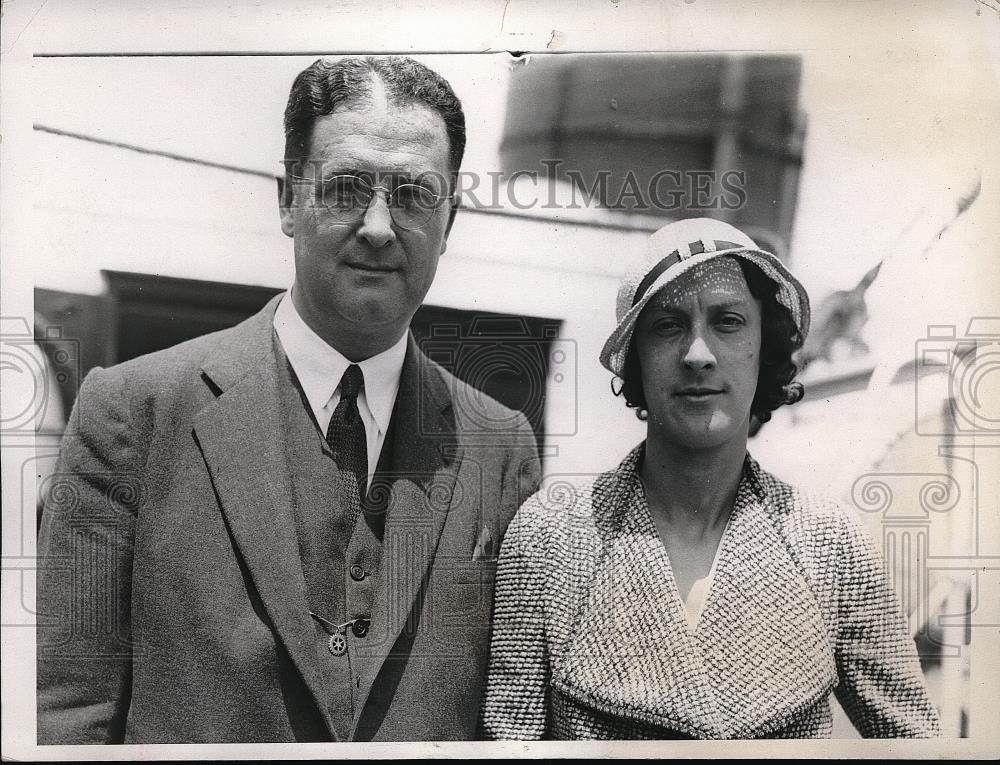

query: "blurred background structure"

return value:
[499, 54, 804, 250]
[23, 47, 1000, 738]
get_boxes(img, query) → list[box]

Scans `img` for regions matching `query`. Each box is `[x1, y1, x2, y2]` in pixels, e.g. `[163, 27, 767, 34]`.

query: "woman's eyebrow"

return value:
[647, 294, 752, 312]
[645, 300, 687, 314]
[708, 297, 753, 310]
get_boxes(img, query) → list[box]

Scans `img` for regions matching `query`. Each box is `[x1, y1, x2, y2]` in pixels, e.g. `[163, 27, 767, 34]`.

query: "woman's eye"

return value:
[717, 315, 745, 330]
[653, 319, 684, 333]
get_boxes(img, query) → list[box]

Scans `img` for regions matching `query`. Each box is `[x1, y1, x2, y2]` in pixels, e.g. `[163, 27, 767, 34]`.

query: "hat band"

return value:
[631, 239, 742, 307]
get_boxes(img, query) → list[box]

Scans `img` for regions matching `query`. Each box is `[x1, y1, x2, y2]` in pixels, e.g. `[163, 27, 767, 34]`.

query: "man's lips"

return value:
[345, 262, 398, 273]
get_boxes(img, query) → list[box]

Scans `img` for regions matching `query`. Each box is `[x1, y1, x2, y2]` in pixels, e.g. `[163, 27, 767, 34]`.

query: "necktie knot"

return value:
[339, 364, 364, 402]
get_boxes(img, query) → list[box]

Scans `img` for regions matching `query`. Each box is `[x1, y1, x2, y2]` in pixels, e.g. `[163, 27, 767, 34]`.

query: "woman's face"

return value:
[633, 257, 762, 452]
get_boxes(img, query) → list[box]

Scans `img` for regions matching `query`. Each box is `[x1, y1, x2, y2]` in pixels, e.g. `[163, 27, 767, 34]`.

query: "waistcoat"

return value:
[273, 334, 393, 739]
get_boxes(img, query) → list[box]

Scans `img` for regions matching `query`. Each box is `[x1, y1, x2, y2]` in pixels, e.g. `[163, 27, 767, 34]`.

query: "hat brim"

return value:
[599, 246, 811, 378]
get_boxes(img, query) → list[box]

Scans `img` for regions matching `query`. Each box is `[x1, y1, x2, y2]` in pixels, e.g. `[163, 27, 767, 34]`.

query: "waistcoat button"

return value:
[352, 617, 371, 638]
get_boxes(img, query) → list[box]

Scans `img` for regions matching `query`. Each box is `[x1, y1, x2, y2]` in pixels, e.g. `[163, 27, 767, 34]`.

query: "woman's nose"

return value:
[683, 333, 717, 371]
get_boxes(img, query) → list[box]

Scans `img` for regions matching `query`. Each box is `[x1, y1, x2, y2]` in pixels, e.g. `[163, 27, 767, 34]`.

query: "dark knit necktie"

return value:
[326, 364, 368, 528]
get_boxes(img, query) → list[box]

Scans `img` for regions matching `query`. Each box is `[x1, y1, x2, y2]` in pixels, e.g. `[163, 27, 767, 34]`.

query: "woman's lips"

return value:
[674, 388, 723, 402]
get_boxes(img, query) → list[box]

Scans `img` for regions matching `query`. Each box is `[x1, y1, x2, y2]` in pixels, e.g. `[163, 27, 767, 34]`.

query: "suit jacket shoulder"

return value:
[96, 295, 279, 398]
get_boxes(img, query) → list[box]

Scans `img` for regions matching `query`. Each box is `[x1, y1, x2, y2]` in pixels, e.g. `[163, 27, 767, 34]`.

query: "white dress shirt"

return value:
[273, 292, 406, 484]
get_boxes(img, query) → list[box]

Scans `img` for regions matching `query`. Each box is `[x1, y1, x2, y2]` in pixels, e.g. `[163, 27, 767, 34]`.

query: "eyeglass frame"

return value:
[285, 171, 458, 231]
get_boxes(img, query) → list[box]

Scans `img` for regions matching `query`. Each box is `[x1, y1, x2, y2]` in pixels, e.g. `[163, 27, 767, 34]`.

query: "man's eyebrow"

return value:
[315, 167, 363, 179]
[316, 168, 423, 184]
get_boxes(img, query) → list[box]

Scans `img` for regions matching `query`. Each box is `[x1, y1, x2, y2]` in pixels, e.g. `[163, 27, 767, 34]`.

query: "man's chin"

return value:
[343, 305, 412, 338]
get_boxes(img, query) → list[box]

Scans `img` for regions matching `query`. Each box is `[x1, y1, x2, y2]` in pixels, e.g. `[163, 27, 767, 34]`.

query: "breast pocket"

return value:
[471, 522, 498, 562]
[427, 554, 499, 637]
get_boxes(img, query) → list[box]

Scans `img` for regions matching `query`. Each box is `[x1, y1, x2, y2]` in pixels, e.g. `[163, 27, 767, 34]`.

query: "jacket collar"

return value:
[272, 293, 406, 437]
[197, 293, 282, 393]
[552, 444, 837, 739]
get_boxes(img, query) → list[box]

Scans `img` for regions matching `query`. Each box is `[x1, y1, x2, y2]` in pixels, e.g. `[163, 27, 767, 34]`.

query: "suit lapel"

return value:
[192, 297, 338, 740]
[696, 474, 837, 738]
[351, 337, 459, 730]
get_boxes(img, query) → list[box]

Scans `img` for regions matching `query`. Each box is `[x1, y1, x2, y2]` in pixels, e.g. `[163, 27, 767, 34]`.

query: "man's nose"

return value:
[683, 332, 717, 371]
[356, 193, 397, 248]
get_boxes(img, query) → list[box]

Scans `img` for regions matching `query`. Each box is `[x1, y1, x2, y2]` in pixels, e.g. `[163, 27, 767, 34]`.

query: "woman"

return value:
[480, 218, 940, 739]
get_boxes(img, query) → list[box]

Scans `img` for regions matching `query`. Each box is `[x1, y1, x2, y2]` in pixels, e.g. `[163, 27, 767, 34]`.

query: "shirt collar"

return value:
[272, 291, 406, 434]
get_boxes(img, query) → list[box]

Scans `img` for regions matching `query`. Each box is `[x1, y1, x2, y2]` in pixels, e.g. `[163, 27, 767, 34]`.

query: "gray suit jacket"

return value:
[37, 295, 541, 743]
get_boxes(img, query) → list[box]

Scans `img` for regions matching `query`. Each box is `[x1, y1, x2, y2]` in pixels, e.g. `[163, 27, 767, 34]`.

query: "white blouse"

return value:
[680, 515, 732, 630]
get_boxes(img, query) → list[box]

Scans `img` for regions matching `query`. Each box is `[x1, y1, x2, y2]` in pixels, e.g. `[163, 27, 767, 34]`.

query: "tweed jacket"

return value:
[36, 295, 541, 743]
[481, 444, 941, 739]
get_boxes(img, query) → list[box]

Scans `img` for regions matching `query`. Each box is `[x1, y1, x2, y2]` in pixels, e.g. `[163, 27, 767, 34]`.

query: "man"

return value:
[37, 56, 541, 743]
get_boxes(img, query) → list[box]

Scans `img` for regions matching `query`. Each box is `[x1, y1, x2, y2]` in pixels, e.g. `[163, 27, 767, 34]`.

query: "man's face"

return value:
[280, 96, 453, 358]
[634, 257, 762, 452]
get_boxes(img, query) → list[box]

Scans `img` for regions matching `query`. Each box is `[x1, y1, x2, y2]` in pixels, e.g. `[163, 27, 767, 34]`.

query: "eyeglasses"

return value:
[289, 173, 455, 230]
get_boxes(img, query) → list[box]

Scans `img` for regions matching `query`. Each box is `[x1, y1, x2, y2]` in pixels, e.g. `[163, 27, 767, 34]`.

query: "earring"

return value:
[635, 408, 648, 422]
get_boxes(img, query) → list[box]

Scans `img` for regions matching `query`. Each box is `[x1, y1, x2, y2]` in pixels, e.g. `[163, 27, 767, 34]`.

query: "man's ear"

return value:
[441, 194, 461, 254]
[277, 175, 294, 238]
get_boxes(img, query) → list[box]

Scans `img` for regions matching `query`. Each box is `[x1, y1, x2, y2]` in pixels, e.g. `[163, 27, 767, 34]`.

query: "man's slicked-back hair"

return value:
[282, 56, 466, 177]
